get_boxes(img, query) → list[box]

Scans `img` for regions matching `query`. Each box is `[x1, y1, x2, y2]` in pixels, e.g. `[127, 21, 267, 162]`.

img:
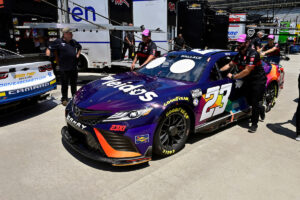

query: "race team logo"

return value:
[111, 0, 130, 8]
[168, 2, 175, 12]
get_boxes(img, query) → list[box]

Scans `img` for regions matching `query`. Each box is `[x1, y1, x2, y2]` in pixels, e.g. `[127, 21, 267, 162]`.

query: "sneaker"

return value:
[62, 100, 68, 106]
[296, 135, 300, 141]
[260, 111, 265, 121]
[248, 125, 258, 133]
[259, 106, 266, 121]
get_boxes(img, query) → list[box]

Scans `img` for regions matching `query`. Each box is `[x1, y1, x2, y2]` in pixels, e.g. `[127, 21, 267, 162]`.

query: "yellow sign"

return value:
[296, 24, 300, 35]
[14, 72, 35, 79]
[0, 92, 6, 97]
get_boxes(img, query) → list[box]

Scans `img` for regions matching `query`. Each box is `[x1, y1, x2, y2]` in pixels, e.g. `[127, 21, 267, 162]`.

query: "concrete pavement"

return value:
[0, 55, 300, 200]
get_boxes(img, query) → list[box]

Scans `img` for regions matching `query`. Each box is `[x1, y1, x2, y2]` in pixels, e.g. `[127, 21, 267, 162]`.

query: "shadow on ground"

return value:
[62, 139, 149, 172]
[0, 97, 59, 127]
[266, 112, 296, 139]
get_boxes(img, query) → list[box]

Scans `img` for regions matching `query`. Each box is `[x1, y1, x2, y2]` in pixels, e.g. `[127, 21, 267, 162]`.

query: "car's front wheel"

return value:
[153, 107, 191, 156]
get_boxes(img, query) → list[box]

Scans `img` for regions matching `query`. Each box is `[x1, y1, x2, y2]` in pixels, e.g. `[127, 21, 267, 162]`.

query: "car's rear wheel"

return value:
[264, 82, 278, 112]
[153, 107, 191, 156]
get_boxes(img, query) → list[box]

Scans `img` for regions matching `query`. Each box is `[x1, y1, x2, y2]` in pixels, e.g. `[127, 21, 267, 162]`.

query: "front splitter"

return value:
[61, 126, 151, 166]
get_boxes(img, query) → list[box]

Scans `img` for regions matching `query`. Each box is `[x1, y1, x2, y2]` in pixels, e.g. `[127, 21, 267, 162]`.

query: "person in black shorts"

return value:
[131, 29, 157, 70]
[221, 34, 267, 133]
[121, 23, 135, 60]
[46, 27, 82, 106]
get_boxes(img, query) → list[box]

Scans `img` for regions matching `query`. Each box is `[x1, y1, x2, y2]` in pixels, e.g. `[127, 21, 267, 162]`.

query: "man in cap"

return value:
[46, 27, 82, 106]
[131, 29, 157, 70]
[260, 34, 280, 64]
[221, 34, 267, 133]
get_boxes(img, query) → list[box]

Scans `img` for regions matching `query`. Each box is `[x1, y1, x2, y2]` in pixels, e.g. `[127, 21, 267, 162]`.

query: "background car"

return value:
[62, 49, 284, 166]
[0, 48, 57, 107]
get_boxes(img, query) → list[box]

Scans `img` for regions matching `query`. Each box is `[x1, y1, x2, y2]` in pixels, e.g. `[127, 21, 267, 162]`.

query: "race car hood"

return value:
[73, 72, 196, 112]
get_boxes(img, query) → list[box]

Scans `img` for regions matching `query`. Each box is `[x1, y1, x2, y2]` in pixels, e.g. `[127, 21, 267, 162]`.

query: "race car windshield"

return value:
[138, 54, 207, 82]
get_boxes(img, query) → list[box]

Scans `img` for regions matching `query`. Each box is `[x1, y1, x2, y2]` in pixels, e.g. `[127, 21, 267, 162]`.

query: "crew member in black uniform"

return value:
[296, 74, 300, 141]
[221, 34, 267, 133]
[172, 33, 185, 51]
[131, 29, 157, 70]
[46, 27, 82, 106]
[251, 31, 264, 51]
[260, 34, 280, 65]
[121, 23, 135, 60]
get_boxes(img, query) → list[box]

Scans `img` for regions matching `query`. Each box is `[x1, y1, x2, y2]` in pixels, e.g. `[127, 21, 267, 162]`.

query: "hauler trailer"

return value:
[17, 0, 173, 70]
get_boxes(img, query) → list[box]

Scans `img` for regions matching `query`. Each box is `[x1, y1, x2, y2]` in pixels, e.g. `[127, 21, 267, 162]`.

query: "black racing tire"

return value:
[264, 82, 278, 113]
[153, 107, 191, 157]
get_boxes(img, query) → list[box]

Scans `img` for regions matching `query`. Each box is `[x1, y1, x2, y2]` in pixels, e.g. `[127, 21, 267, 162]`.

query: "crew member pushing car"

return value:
[46, 27, 82, 106]
[259, 34, 280, 65]
[221, 34, 267, 133]
[131, 29, 157, 71]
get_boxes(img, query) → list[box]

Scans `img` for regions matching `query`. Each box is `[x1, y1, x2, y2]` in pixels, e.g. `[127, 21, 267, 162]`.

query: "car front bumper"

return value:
[61, 125, 152, 166]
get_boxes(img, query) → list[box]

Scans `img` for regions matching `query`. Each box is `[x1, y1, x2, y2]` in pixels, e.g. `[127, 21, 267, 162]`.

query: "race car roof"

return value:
[168, 49, 231, 58]
[191, 49, 230, 56]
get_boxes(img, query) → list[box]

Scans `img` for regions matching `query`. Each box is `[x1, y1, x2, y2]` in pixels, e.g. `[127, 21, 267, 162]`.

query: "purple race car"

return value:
[62, 49, 284, 166]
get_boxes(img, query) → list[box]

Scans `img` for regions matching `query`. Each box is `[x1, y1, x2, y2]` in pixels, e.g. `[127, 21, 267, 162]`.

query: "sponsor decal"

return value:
[247, 29, 255, 37]
[50, 79, 56, 85]
[0, 76, 47, 87]
[66, 115, 87, 130]
[111, 0, 130, 7]
[168, 2, 175, 12]
[8, 82, 50, 95]
[135, 134, 149, 144]
[14, 72, 35, 80]
[191, 89, 202, 98]
[110, 125, 126, 132]
[166, 108, 189, 119]
[180, 55, 202, 60]
[0, 92, 6, 97]
[101, 76, 158, 102]
[162, 149, 175, 155]
[163, 96, 189, 107]
[193, 98, 199, 106]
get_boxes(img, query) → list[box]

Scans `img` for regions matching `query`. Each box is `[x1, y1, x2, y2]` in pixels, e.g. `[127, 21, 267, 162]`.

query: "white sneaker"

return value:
[296, 135, 300, 141]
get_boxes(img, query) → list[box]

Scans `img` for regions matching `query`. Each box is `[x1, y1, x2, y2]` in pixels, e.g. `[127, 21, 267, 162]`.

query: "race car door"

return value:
[198, 56, 233, 123]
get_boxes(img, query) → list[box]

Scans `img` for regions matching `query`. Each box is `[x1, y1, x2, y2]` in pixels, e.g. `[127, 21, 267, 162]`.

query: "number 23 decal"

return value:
[200, 83, 232, 121]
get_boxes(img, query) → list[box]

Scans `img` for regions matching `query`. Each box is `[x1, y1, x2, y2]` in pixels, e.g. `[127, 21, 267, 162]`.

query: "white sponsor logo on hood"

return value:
[101, 76, 158, 102]
[67, 115, 87, 130]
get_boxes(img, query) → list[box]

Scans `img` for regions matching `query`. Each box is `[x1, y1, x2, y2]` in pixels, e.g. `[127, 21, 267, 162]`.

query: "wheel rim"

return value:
[264, 83, 277, 111]
[159, 112, 187, 150]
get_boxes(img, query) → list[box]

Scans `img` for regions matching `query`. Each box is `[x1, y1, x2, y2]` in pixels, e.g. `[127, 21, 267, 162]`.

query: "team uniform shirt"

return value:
[124, 31, 135, 45]
[232, 47, 267, 85]
[251, 37, 262, 50]
[136, 40, 157, 65]
[48, 38, 82, 71]
[262, 43, 280, 57]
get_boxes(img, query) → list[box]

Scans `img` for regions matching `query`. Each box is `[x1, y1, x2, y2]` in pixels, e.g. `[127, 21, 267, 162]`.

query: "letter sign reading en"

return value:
[69, 6, 96, 22]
